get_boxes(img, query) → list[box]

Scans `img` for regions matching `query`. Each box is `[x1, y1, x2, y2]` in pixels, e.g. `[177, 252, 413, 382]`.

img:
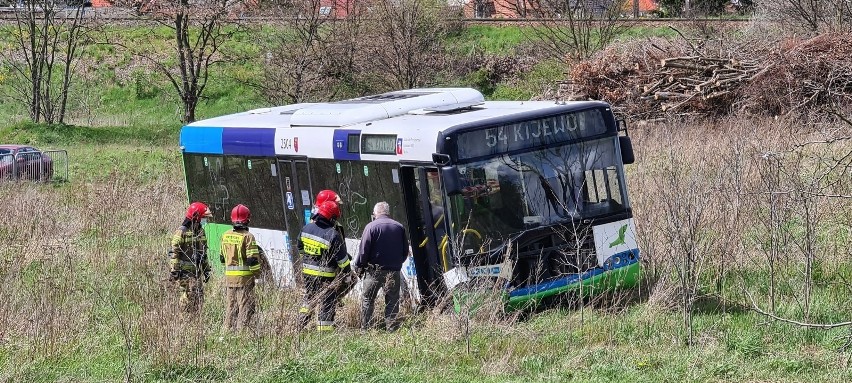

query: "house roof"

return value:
[623, 0, 659, 12]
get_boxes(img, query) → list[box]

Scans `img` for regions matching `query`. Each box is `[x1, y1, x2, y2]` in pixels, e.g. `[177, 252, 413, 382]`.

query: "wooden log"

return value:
[713, 73, 745, 83]
[706, 91, 731, 99]
[695, 79, 715, 93]
[654, 92, 690, 100]
[642, 78, 666, 96]
[748, 64, 775, 81]
[661, 56, 699, 67]
[679, 77, 706, 84]
[713, 68, 743, 75]
[715, 75, 748, 87]
[663, 61, 711, 71]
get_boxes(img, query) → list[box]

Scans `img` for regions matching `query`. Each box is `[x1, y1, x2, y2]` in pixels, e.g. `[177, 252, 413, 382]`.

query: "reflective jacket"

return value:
[220, 227, 261, 287]
[299, 216, 350, 279]
[170, 224, 211, 277]
[310, 212, 346, 239]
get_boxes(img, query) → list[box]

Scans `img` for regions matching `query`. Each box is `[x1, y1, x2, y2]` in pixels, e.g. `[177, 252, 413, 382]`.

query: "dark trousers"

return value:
[360, 269, 401, 331]
[299, 275, 337, 331]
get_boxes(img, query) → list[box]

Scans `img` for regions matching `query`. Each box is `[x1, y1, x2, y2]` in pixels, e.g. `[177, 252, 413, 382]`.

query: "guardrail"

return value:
[0, 149, 68, 183]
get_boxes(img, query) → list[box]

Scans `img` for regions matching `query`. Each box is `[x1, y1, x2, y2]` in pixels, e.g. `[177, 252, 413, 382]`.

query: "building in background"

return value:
[462, 0, 659, 19]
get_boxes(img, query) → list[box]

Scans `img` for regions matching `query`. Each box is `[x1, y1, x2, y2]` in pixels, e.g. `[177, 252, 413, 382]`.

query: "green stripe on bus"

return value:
[505, 262, 641, 311]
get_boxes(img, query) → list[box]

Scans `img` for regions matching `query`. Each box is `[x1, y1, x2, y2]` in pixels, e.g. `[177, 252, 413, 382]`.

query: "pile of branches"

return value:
[745, 33, 852, 115]
[638, 56, 767, 113]
[562, 33, 852, 120]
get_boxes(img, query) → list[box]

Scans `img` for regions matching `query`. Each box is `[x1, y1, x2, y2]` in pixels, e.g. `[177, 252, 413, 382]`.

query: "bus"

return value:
[180, 88, 640, 310]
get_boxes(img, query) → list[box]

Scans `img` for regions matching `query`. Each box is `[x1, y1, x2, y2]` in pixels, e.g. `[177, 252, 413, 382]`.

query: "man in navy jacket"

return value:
[356, 202, 409, 331]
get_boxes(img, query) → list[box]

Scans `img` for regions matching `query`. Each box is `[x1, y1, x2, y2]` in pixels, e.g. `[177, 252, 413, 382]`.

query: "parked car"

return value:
[0, 145, 54, 181]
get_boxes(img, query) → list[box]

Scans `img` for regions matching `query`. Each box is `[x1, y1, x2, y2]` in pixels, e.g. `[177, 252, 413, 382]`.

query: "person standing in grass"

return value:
[220, 204, 263, 333]
[298, 200, 351, 332]
[170, 202, 213, 314]
[356, 202, 409, 332]
[312, 189, 356, 306]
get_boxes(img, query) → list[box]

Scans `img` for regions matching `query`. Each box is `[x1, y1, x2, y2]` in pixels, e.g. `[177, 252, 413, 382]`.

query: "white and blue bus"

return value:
[180, 88, 640, 309]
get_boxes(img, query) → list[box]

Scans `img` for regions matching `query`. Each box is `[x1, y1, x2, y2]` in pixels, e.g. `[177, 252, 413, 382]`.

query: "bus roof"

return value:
[181, 88, 609, 162]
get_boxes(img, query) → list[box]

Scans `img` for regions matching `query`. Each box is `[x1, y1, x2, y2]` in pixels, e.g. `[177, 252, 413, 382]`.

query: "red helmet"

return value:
[186, 202, 212, 222]
[231, 204, 250, 225]
[316, 200, 340, 221]
[316, 189, 341, 205]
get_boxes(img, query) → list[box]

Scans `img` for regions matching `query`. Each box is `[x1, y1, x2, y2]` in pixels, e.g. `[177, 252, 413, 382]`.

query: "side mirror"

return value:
[619, 136, 635, 165]
[441, 166, 463, 196]
[616, 118, 628, 132]
[432, 153, 451, 166]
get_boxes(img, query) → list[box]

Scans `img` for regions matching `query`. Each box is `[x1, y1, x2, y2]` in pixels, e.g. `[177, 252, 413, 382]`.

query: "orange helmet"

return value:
[316, 200, 340, 221]
[231, 204, 250, 225]
[316, 189, 341, 205]
[186, 202, 212, 222]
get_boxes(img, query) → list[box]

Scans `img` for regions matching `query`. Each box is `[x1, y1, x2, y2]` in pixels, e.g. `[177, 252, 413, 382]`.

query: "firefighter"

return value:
[170, 201, 213, 314]
[298, 200, 351, 332]
[311, 189, 356, 306]
[220, 204, 262, 333]
[312, 189, 345, 237]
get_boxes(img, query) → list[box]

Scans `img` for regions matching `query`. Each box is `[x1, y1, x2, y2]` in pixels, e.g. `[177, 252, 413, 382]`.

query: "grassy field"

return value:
[1, 24, 851, 383]
[1, 117, 851, 382]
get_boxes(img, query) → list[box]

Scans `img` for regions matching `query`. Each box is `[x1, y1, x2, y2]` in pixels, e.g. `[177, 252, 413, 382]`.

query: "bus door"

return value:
[400, 165, 446, 306]
[277, 158, 314, 280]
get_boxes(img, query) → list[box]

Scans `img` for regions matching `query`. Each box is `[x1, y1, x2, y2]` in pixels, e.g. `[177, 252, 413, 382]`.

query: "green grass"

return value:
[1, 141, 850, 382]
[490, 59, 565, 100]
[3, 299, 851, 382]
[447, 25, 530, 55]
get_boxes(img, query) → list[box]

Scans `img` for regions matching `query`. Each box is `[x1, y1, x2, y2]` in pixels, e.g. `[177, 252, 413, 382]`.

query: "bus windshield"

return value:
[448, 137, 626, 251]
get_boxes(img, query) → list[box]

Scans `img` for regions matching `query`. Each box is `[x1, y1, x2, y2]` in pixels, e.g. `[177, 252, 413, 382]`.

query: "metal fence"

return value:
[0, 149, 68, 182]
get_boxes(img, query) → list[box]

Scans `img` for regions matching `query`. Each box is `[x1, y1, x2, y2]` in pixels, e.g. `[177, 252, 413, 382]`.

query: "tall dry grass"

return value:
[0, 114, 850, 379]
[630, 113, 852, 342]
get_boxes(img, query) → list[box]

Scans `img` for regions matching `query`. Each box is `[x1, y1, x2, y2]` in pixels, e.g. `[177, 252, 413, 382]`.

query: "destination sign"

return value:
[454, 109, 608, 160]
[361, 134, 398, 155]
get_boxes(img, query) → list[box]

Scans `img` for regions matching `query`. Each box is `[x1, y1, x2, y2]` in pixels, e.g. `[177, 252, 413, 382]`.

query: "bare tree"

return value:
[362, 0, 452, 90]
[1, 1, 95, 124]
[660, 134, 722, 346]
[509, 0, 629, 62]
[758, 0, 852, 33]
[755, 150, 788, 313]
[112, 0, 247, 123]
[743, 119, 852, 346]
[325, 6, 370, 96]
[255, 0, 365, 104]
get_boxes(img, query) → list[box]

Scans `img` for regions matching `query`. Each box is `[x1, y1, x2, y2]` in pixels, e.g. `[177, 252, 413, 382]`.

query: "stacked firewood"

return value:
[563, 34, 852, 119]
[638, 56, 768, 112]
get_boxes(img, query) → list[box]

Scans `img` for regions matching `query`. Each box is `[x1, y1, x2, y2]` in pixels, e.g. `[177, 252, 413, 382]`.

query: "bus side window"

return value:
[184, 153, 226, 223]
